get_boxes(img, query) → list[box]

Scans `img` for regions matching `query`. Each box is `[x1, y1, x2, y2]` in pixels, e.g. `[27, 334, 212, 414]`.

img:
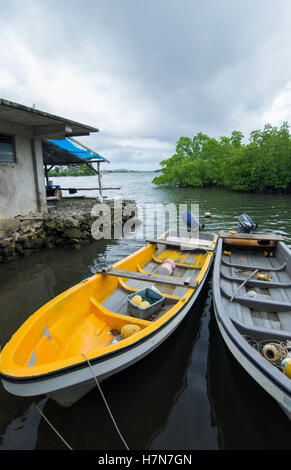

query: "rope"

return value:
[244, 335, 289, 370]
[81, 352, 130, 450]
[34, 354, 129, 450]
[34, 402, 73, 450]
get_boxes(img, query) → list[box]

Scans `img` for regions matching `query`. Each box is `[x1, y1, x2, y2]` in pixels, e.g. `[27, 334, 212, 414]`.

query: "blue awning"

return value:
[45, 137, 108, 163]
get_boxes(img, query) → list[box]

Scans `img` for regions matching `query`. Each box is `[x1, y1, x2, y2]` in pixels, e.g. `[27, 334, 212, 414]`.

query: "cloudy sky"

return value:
[0, 0, 291, 169]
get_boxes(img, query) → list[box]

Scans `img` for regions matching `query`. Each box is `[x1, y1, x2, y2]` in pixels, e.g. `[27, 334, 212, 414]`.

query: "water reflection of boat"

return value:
[207, 311, 291, 450]
[36, 284, 210, 450]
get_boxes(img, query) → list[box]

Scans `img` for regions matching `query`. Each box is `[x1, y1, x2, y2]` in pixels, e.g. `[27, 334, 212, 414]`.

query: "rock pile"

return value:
[0, 198, 137, 264]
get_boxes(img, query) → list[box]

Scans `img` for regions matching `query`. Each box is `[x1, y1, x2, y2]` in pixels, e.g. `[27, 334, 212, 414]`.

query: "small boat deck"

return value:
[102, 256, 201, 320]
[220, 245, 291, 339]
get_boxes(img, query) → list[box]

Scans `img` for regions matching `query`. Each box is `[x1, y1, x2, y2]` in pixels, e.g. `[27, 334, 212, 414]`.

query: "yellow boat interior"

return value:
[0, 231, 217, 378]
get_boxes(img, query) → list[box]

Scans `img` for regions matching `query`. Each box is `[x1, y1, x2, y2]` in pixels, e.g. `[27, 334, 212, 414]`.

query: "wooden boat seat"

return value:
[90, 297, 152, 327]
[117, 278, 182, 301]
[152, 253, 207, 270]
[221, 286, 291, 312]
[220, 270, 291, 288]
[98, 267, 198, 289]
[229, 315, 291, 341]
[220, 231, 284, 241]
[147, 237, 214, 252]
[165, 236, 213, 247]
[221, 257, 287, 272]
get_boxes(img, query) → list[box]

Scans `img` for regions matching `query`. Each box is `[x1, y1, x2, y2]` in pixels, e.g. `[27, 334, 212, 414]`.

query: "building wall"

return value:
[0, 136, 47, 221]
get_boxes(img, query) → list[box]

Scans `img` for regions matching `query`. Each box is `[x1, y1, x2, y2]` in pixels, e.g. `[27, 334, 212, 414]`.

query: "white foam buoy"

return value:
[204, 212, 211, 218]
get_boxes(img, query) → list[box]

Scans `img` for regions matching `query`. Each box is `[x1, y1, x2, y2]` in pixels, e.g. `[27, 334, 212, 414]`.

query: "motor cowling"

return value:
[237, 213, 257, 233]
[181, 211, 205, 232]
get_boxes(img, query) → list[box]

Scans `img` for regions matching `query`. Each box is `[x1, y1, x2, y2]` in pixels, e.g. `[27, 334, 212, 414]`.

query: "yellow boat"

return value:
[0, 230, 217, 406]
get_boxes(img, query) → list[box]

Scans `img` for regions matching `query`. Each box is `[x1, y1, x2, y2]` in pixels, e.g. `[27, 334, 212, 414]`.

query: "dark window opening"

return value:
[0, 135, 15, 163]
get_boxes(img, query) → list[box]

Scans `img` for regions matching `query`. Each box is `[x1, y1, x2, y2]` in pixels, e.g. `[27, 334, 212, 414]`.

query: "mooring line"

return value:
[34, 402, 73, 450]
[34, 355, 129, 451]
[81, 352, 130, 450]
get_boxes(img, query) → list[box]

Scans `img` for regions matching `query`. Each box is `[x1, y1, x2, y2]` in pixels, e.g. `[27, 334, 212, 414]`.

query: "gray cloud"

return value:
[0, 0, 291, 169]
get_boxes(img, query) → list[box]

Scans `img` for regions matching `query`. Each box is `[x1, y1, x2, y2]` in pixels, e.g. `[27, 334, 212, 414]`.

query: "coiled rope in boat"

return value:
[244, 336, 289, 370]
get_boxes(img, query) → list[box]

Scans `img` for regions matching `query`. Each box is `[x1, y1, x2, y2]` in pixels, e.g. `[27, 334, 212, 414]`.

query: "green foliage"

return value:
[153, 123, 291, 193]
[48, 165, 96, 176]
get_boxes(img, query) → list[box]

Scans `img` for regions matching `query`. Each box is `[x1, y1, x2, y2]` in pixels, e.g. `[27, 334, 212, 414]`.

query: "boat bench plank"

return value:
[221, 258, 287, 272]
[90, 296, 152, 326]
[220, 231, 284, 241]
[221, 271, 291, 288]
[230, 316, 291, 341]
[151, 256, 196, 269]
[98, 267, 198, 288]
[221, 286, 291, 312]
[147, 238, 214, 252]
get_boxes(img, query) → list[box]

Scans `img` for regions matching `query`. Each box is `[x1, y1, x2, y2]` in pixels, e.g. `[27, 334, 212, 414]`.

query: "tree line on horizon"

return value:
[153, 122, 291, 193]
[48, 164, 95, 176]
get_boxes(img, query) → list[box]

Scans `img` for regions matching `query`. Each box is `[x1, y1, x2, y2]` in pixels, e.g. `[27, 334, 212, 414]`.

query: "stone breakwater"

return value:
[0, 198, 137, 264]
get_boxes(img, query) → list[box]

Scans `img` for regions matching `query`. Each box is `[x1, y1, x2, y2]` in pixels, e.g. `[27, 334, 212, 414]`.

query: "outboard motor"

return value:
[237, 213, 257, 233]
[181, 211, 204, 232]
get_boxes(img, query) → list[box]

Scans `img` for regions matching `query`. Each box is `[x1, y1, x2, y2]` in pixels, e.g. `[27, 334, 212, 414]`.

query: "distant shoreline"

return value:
[102, 169, 161, 173]
[49, 169, 161, 176]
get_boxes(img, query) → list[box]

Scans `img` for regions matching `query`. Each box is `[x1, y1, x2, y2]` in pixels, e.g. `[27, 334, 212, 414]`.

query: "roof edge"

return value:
[0, 98, 99, 133]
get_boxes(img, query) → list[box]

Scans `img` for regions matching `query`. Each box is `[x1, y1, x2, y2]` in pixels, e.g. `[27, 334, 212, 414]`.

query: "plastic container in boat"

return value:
[156, 259, 175, 276]
[127, 288, 165, 320]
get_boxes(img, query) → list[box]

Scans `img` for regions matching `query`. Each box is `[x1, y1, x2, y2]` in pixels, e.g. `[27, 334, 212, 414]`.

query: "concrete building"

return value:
[0, 99, 98, 222]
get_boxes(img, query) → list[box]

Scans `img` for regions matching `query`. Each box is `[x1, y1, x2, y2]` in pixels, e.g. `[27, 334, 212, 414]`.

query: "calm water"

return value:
[0, 172, 290, 450]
